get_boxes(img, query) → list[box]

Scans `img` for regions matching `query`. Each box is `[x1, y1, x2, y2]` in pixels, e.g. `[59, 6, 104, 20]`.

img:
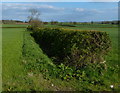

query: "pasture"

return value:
[2, 23, 119, 91]
[0, 24, 2, 92]
[2, 26, 26, 90]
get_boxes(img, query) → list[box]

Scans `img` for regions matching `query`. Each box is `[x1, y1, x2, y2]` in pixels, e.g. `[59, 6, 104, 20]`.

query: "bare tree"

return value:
[28, 9, 42, 28]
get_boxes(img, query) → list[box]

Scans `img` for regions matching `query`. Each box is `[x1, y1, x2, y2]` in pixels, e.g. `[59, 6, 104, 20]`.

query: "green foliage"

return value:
[30, 27, 111, 68]
[2, 24, 119, 91]
[23, 29, 119, 91]
[29, 20, 43, 28]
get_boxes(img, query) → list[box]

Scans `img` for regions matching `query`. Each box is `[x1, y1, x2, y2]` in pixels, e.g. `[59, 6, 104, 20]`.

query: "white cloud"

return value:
[38, 5, 54, 9]
[2, 2, 117, 22]
[75, 8, 84, 12]
[89, 0, 119, 1]
[2, 0, 90, 2]
[75, 8, 103, 14]
[2, 3, 64, 11]
[91, 9, 103, 13]
[2, 0, 119, 2]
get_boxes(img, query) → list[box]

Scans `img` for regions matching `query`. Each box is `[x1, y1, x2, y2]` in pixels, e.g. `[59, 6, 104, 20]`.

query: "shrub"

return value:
[29, 27, 111, 68]
[29, 20, 43, 28]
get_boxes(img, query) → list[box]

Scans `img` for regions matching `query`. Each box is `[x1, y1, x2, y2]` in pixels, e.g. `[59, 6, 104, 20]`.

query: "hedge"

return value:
[28, 27, 111, 68]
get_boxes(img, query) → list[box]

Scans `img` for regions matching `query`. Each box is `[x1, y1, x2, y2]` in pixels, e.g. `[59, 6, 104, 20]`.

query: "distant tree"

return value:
[69, 22, 73, 24]
[43, 22, 48, 25]
[28, 9, 40, 22]
[59, 22, 63, 25]
[73, 22, 77, 25]
[91, 21, 94, 24]
[25, 21, 28, 23]
[104, 21, 109, 24]
[50, 21, 58, 25]
[117, 21, 119, 24]
[28, 9, 42, 28]
[111, 22, 114, 24]
[101, 21, 104, 24]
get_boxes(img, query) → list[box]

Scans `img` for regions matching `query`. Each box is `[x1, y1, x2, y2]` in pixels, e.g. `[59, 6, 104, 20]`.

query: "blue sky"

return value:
[2, 0, 119, 2]
[2, 2, 118, 22]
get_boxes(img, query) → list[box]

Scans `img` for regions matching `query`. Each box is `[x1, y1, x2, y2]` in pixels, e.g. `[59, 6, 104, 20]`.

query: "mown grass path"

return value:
[2, 27, 25, 91]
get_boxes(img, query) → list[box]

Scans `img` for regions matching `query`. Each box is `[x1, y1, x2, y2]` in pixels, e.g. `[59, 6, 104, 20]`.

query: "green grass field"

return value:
[2, 26, 39, 91]
[2, 24, 28, 28]
[2, 27, 26, 90]
[2, 23, 119, 91]
[0, 24, 2, 92]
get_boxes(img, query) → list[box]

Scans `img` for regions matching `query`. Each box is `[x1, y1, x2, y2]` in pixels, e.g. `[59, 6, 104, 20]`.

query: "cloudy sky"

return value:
[2, 0, 119, 2]
[2, 2, 118, 22]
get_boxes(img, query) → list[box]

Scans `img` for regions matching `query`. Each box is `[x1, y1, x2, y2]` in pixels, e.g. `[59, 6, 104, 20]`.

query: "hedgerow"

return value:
[24, 25, 120, 91]
[29, 27, 111, 68]
[23, 30, 119, 91]
[23, 32, 108, 81]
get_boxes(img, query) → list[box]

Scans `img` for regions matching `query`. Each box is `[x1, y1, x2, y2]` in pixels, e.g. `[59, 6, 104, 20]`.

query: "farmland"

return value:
[2, 23, 119, 91]
[0, 24, 2, 92]
[2, 26, 26, 90]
